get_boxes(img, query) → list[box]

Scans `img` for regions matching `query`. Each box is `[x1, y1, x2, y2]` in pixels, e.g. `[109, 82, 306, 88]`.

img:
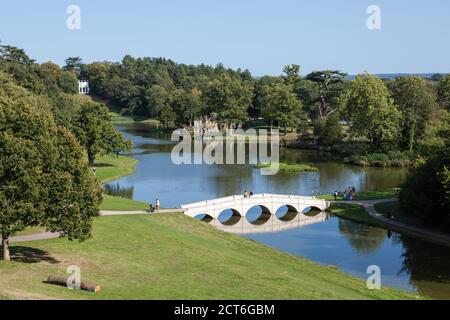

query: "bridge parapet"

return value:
[181, 194, 330, 220]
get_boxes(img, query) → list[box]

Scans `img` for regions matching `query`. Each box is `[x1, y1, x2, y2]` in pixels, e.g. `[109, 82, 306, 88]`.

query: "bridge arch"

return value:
[194, 213, 214, 223]
[245, 205, 271, 225]
[275, 205, 299, 221]
[218, 208, 242, 226]
[302, 206, 323, 217]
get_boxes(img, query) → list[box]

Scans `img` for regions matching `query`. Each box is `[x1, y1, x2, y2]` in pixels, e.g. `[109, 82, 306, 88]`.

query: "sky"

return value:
[0, 0, 449, 76]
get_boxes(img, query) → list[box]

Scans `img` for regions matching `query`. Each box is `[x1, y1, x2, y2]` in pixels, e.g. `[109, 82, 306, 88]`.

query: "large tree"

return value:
[145, 84, 171, 118]
[171, 88, 202, 126]
[261, 83, 304, 133]
[70, 102, 132, 166]
[305, 70, 346, 118]
[340, 74, 401, 151]
[0, 75, 102, 261]
[399, 144, 450, 225]
[203, 74, 254, 127]
[388, 77, 438, 152]
[63, 56, 84, 77]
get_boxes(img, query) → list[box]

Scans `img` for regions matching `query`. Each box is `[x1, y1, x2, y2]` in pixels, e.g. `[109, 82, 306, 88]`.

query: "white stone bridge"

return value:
[181, 194, 330, 234]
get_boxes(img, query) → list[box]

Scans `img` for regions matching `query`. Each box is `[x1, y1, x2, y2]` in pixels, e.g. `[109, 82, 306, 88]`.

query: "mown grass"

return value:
[0, 213, 421, 300]
[100, 195, 149, 211]
[318, 189, 400, 201]
[94, 155, 138, 184]
[327, 204, 381, 226]
[94, 155, 151, 211]
[255, 162, 319, 173]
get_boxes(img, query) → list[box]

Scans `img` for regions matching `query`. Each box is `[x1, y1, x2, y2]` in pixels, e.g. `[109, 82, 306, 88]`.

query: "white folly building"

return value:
[78, 80, 90, 94]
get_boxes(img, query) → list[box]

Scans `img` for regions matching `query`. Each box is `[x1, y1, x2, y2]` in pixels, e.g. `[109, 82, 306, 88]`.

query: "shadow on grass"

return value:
[94, 163, 114, 168]
[2, 246, 59, 264]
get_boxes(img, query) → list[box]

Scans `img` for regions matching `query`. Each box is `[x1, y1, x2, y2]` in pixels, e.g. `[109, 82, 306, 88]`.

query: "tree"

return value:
[145, 85, 171, 118]
[282, 64, 301, 84]
[0, 44, 34, 65]
[70, 102, 132, 166]
[340, 74, 401, 151]
[172, 88, 202, 126]
[388, 77, 438, 151]
[159, 105, 177, 128]
[203, 74, 254, 127]
[63, 57, 84, 77]
[437, 75, 450, 110]
[261, 83, 304, 133]
[293, 79, 320, 119]
[305, 70, 346, 118]
[313, 113, 343, 146]
[252, 76, 283, 120]
[0, 76, 102, 261]
[416, 110, 450, 156]
[399, 144, 450, 225]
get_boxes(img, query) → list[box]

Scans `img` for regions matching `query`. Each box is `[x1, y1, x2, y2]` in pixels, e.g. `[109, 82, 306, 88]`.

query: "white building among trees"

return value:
[78, 80, 89, 94]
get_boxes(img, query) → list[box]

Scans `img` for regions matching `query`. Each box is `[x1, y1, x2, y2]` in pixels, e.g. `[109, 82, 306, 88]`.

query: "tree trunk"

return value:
[2, 233, 10, 261]
[88, 152, 95, 167]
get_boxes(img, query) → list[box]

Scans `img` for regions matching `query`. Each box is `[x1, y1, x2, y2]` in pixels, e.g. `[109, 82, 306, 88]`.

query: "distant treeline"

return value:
[1, 43, 449, 225]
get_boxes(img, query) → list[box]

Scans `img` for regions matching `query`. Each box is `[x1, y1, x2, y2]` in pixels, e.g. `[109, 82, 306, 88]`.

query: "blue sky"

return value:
[0, 0, 449, 76]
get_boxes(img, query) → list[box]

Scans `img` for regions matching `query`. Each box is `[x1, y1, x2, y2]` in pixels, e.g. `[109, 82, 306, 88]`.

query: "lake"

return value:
[107, 123, 450, 299]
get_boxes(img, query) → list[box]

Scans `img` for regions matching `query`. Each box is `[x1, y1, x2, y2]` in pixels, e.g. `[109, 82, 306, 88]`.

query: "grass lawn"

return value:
[95, 155, 138, 184]
[327, 204, 382, 227]
[256, 162, 319, 173]
[94, 155, 152, 211]
[318, 189, 400, 201]
[100, 195, 149, 211]
[0, 213, 420, 300]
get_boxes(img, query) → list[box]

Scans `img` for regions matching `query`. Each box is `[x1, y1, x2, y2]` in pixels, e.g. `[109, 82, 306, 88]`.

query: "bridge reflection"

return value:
[196, 211, 330, 235]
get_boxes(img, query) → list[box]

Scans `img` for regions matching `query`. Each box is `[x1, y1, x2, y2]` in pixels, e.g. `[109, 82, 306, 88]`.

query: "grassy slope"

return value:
[95, 155, 138, 183]
[95, 155, 149, 211]
[0, 214, 419, 300]
[100, 195, 148, 211]
[328, 204, 382, 227]
[318, 189, 400, 201]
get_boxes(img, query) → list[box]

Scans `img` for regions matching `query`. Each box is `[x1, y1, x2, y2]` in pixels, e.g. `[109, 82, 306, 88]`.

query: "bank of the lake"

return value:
[0, 213, 420, 300]
[328, 202, 450, 248]
[95, 155, 149, 211]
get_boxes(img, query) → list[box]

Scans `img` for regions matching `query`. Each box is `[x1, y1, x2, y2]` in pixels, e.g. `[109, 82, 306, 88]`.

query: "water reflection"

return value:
[400, 235, 450, 299]
[109, 123, 450, 299]
[110, 123, 408, 208]
[338, 219, 388, 254]
[208, 211, 329, 235]
[104, 183, 134, 199]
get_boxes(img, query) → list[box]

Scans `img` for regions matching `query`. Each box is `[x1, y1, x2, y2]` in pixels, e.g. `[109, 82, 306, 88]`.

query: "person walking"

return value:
[333, 191, 338, 200]
[156, 198, 160, 211]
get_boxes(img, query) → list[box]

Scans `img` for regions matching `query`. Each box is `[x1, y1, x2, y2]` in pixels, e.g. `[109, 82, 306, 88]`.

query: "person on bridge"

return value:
[334, 191, 338, 200]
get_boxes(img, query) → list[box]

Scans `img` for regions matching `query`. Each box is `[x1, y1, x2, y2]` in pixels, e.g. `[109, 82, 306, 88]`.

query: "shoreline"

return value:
[329, 199, 450, 248]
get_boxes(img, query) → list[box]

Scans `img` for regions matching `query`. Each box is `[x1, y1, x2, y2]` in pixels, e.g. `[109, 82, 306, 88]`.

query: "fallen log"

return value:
[45, 276, 101, 293]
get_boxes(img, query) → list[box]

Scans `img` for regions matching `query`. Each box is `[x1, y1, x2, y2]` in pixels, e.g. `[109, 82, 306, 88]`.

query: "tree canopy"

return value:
[340, 74, 401, 151]
[70, 102, 132, 166]
[0, 74, 102, 261]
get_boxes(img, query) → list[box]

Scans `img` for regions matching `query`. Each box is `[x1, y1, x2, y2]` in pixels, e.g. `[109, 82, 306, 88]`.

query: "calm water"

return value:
[108, 123, 450, 299]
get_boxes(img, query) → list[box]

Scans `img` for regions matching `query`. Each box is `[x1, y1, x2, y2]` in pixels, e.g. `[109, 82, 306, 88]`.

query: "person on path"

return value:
[156, 198, 160, 211]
